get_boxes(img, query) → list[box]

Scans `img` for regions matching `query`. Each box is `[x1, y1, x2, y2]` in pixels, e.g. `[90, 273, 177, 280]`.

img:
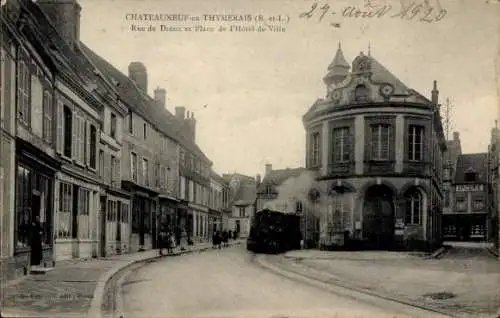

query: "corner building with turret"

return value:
[303, 44, 447, 251]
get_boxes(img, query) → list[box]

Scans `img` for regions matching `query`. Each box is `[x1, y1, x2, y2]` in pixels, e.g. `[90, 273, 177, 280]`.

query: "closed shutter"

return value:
[104, 153, 111, 184]
[56, 101, 63, 154]
[72, 113, 77, 159]
[85, 121, 91, 166]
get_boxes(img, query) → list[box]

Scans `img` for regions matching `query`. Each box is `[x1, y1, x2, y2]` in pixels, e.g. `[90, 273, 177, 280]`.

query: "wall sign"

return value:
[455, 184, 484, 192]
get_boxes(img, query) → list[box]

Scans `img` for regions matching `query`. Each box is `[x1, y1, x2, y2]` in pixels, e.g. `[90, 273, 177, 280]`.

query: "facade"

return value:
[223, 173, 257, 237]
[490, 126, 500, 251]
[302, 44, 447, 250]
[209, 170, 226, 236]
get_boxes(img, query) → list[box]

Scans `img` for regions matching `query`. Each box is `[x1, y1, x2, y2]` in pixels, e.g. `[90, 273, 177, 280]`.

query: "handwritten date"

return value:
[299, 0, 447, 24]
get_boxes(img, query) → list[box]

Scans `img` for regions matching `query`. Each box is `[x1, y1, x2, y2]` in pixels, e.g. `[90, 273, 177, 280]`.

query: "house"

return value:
[223, 173, 257, 237]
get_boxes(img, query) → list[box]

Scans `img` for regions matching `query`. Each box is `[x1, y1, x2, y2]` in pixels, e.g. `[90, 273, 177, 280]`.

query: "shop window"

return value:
[57, 182, 73, 239]
[473, 198, 485, 210]
[78, 188, 90, 239]
[15, 165, 32, 248]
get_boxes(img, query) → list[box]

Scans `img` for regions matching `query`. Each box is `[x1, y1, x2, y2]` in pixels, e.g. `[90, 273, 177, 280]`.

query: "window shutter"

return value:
[114, 158, 120, 186]
[56, 101, 63, 154]
[85, 121, 91, 166]
[72, 113, 77, 159]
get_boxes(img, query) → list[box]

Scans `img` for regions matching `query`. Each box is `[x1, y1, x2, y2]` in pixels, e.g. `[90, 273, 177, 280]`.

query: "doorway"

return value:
[362, 185, 395, 249]
[30, 192, 42, 265]
[100, 196, 107, 257]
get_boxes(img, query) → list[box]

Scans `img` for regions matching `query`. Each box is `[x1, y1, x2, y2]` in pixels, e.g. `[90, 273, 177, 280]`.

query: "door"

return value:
[116, 202, 122, 254]
[363, 186, 395, 249]
[100, 196, 107, 257]
[30, 192, 42, 265]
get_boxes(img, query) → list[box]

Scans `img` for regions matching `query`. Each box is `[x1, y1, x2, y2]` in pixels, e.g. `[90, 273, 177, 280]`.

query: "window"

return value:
[408, 125, 424, 161]
[74, 115, 85, 163]
[17, 60, 30, 125]
[89, 125, 97, 169]
[30, 75, 43, 136]
[155, 162, 160, 188]
[142, 158, 149, 186]
[443, 168, 450, 180]
[296, 201, 303, 213]
[371, 124, 390, 160]
[15, 165, 31, 248]
[143, 123, 147, 139]
[99, 150, 105, 178]
[465, 172, 477, 182]
[111, 155, 116, 185]
[63, 105, 72, 158]
[122, 203, 129, 223]
[57, 182, 73, 239]
[42, 90, 53, 143]
[128, 110, 133, 134]
[110, 113, 116, 139]
[473, 198, 485, 210]
[131, 152, 137, 182]
[354, 84, 369, 102]
[405, 189, 422, 225]
[78, 188, 90, 239]
[180, 149, 185, 167]
[238, 207, 246, 217]
[455, 196, 466, 211]
[311, 132, 320, 167]
[332, 127, 350, 162]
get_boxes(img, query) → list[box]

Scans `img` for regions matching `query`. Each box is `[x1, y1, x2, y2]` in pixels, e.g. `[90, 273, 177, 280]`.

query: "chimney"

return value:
[37, 0, 82, 50]
[175, 106, 185, 121]
[453, 131, 460, 141]
[265, 164, 272, 176]
[187, 112, 196, 143]
[128, 62, 148, 93]
[154, 87, 166, 108]
[256, 174, 261, 185]
[431, 80, 439, 105]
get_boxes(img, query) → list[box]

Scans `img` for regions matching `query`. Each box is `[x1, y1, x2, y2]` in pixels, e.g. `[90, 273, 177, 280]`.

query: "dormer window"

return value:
[265, 185, 273, 195]
[465, 171, 477, 182]
[354, 84, 369, 102]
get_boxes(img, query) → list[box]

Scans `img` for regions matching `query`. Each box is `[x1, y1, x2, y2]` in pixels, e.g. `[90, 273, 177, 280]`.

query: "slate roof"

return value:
[327, 44, 350, 70]
[80, 43, 211, 163]
[454, 153, 489, 184]
[257, 167, 307, 193]
[368, 55, 411, 96]
[210, 170, 227, 185]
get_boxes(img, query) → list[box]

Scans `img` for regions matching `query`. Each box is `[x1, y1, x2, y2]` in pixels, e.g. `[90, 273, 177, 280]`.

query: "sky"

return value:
[77, 0, 500, 177]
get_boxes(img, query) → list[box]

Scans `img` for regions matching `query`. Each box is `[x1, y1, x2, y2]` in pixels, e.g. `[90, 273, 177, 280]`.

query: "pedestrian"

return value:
[30, 216, 43, 266]
[212, 231, 217, 249]
[166, 230, 174, 254]
[215, 231, 222, 249]
[159, 225, 167, 256]
[222, 230, 229, 247]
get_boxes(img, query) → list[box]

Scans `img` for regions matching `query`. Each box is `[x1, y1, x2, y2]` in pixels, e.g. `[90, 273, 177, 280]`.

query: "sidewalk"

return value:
[276, 250, 500, 317]
[1, 240, 242, 318]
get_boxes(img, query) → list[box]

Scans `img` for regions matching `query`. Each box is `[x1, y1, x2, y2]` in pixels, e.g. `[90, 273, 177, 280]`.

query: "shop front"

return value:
[443, 213, 488, 241]
[99, 187, 131, 257]
[14, 139, 61, 274]
[158, 194, 179, 243]
[123, 180, 159, 252]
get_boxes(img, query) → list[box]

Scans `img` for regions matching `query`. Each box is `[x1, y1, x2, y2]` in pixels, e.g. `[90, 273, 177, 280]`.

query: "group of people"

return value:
[212, 230, 238, 249]
[158, 227, 176, 255]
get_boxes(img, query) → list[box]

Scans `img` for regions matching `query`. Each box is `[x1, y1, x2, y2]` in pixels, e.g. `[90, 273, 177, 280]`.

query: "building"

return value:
[302, 44, 447, 250]
[223, 173, 257, 237]
[443, 153, 494, 241]
[209, 170, 226, 235]
[490, 125, 500, 251]
[1, 1, 24, 281]
[442, 131, 463, 239]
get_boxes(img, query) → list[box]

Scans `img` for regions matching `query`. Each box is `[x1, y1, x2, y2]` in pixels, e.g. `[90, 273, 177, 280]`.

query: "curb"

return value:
[109, 241, 242, 318]
[254, 255, 466, 318]
[423, 246, 448, 259]
[87, 245, 212, 318]
[486, 247, 500, 259]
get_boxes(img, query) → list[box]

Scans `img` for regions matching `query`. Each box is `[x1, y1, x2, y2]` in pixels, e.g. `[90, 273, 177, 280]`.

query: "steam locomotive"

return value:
[246, 208, 302, 254]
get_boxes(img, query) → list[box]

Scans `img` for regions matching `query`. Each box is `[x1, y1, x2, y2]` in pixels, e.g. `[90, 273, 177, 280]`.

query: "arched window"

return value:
[405, 189, 422, 225]
[296, 200, 303, 213]
[354, 84, 369, 102]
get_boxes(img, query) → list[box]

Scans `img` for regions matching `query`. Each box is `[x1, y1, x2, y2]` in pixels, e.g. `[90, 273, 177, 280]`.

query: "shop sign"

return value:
[455, 184, 484, 192]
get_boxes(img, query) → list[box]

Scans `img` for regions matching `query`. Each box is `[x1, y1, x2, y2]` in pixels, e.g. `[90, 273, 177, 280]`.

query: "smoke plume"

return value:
[263, 170, 319, 214]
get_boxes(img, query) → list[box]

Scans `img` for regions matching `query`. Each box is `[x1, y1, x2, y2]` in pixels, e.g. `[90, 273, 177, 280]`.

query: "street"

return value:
[119, 246, 448, 318]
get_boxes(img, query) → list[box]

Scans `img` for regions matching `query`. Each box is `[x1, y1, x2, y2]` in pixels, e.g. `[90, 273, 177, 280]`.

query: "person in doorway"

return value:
[159, 224, 167, 256]
[30, 216, 43, 266]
